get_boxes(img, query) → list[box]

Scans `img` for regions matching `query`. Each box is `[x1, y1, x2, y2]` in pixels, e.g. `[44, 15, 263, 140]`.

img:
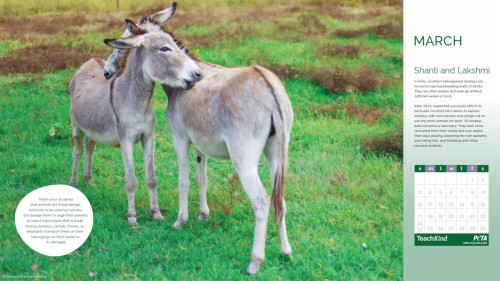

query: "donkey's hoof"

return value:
[151, 212, 165, 221]
[68, 181, 77, 187]
[128, 216, 138, 227]
[84, 175, 93, 186]
[246, 257, 263, 275]
[281, 245, 293, 256]
[173, 219, 185, 230]
[198, 212, 209, 221]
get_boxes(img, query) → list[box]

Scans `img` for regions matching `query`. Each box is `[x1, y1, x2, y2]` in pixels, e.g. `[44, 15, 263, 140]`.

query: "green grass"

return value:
[0, 40, 23, 57]
[0, 2, 402, 280]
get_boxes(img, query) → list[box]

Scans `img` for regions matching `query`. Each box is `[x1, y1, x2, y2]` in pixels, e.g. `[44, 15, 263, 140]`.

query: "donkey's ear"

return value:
[125, 19, 146, 35]
[150, 2, 177, 24]
[104, 36, 144, 49]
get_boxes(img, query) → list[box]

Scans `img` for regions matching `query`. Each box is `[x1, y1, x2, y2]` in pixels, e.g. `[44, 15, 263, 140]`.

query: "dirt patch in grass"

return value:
[362, 131, 403, 158]
[310, 101, 386, 124]
[344, 102, 387, 124]
[0, 14, 90, 41]
[267, 64, 302, 79]
[352, 67, 381, 93]
[0, 12, 112, 75]
[130, 4, 169, 20]
[272, 12, 329, 40]
[370, 22, 402, 38]
[315, 43, 360, 58]
[309, 66, 381, 93]
[333, 22, 402, 39]
[0, 44, 105, 75]
[263, 62, 384, 94]
[132, 5, 238, 28]
[98, 17, 126, 33]
[344, 4, 401, 18]
[298, 14, 327, 33]
[309, 67, 350, 93]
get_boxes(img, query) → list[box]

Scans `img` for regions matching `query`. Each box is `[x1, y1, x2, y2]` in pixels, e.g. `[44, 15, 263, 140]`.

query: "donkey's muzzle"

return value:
[183, 71, 203, 89]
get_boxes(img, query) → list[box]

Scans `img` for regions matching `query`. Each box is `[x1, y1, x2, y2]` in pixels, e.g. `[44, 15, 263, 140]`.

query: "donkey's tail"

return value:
[271, 118, 288, 226]
[253, 65, 293, 227]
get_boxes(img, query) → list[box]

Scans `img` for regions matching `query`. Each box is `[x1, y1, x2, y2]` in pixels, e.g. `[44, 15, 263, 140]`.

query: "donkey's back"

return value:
[70, 58, 109, 98]
[167, 64, 293, 159]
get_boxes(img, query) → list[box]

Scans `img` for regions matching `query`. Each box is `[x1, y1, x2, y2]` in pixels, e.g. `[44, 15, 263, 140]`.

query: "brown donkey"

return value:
[69, 18, 202, 226]
[104, 3, 293, 274]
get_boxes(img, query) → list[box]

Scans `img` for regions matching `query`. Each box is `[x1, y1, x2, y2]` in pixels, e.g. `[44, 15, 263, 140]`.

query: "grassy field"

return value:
[0, 1, 403, 280]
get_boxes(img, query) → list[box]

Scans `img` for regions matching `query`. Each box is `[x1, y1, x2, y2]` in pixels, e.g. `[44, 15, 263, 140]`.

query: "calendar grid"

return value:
[414, 165, 489, 246]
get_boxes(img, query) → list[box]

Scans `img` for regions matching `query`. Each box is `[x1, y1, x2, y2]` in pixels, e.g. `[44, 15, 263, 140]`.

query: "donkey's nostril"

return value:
[192, 71, 203, 80]
[104, 71, 112, 79]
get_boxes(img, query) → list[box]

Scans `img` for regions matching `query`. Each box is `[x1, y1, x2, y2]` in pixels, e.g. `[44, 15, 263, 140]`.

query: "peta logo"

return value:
[473, 235, 488, 242]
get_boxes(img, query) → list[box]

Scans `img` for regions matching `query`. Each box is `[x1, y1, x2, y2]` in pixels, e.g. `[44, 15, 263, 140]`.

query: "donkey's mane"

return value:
[114, 49, 130, 78]
[138, 16, 197, 60]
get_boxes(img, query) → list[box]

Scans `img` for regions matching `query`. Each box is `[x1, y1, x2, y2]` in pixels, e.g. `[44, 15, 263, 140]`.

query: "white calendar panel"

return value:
[414, 165, 489, 246]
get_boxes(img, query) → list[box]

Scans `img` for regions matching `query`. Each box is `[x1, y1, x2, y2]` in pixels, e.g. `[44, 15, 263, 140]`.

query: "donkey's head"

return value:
[104, 19, 202, 89]
[103, 2, 180, 79]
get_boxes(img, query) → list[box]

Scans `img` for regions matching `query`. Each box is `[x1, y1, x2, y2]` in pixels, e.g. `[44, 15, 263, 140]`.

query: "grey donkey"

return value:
[104, 3, 293, 274]
[69, 17, 203, 226]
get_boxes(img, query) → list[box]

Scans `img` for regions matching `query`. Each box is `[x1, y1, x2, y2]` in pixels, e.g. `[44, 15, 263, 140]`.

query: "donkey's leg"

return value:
[120, 140, 139, 226]
[195, 149, 209, 221]
[69, 126, 84, 187]
[173, 138, 190, 229]
[265, 139, 292, 256]
[83, 137, 96, 186]
[230, 147, 270, 275]
[141, 132, 164, 221]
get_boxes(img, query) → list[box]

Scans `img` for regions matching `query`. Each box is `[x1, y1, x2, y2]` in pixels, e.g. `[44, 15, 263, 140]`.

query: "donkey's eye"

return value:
[159, 46, 172, 52]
